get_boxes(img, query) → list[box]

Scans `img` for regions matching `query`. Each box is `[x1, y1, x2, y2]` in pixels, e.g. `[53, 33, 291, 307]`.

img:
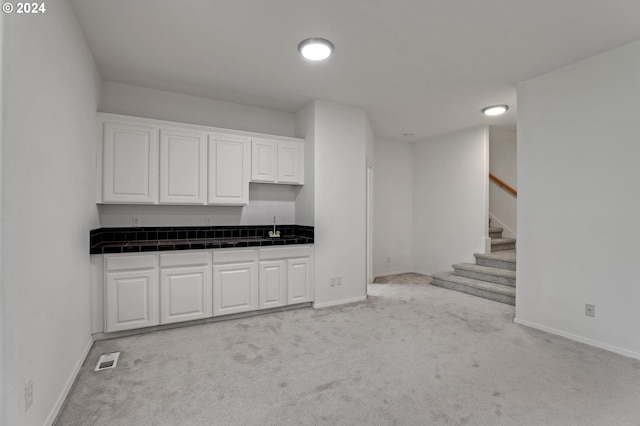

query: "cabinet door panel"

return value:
[160, 129, 207, 204]
[208, 135, 249, 205]
[251, 139, 277, 182]
[103, 122, 158, 203]
[287, 257, 313, 304]
[213, 262, 258, 315]
[106, 270, 158, 332]
[160, 266, 212, 324]
[277, 141, 300, 184]
[259, 260, 286, 309]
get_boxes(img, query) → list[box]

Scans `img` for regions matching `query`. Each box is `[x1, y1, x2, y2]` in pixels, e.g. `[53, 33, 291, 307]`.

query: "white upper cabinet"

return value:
[277, 141, 304, 184]
[102, 122, 159, 203]
[251, 138, 277, 182]
[251, 138, 304, 185]
[159, 128, 207, 204]
[208, 133, 250, 205]
[98, 114, 303, 205]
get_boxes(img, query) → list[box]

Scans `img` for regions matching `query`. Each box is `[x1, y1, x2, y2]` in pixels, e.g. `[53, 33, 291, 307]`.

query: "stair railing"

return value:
[489, 174, 517, 197]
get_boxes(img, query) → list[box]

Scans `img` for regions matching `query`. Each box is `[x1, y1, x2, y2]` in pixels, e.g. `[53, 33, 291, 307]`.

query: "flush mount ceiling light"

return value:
[298, 38, 334, 61]
[482, 105, 509, 116]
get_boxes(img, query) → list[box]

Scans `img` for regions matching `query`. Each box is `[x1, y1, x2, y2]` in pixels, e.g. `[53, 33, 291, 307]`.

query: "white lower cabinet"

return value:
[160, 252, 212, 325]
[259, 260, 287, 309]
[287, 257, 313, 304]
[102, 246, 312, 333]
[259, 246, 314, 306]
[105, 254, 159, 333]
[213, 249, 259, 316]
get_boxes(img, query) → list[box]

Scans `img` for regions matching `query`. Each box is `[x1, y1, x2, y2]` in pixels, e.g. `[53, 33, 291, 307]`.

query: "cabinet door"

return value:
[213, 262, 258, 315]
[287, 257, 313, 304]
[208, 134, 250, 205]
[103, 122, 159, 203]
[277, 141, 303, 184]
[259, 260, 286, 309]
[106, 270, 159, 332]
[160, 266, 212, 324]
[251, 138, 277, 182]
[160, 129, 207, 204]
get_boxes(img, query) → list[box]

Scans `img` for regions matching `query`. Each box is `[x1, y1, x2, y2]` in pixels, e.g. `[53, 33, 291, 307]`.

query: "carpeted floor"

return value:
[55, 276, 640, 425]
[373, 272, 432, 284]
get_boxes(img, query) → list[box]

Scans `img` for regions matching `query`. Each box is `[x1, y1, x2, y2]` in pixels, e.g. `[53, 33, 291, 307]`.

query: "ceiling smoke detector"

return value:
[298, 38, 334, 61]
[482, 105, 509, 116]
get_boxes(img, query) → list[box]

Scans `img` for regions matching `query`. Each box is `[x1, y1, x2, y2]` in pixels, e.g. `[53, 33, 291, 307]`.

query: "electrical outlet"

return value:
[387, 257, 391, 263]
[25, 380, 33, 412]
[132, 216, 140, 227]
[336, 276, 343, 286]
[329, 277, 335, 287]
[585, 304, 595, 317]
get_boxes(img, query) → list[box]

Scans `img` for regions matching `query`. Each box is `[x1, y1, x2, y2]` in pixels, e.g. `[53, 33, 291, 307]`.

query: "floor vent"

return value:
[95, 352, 120, 371]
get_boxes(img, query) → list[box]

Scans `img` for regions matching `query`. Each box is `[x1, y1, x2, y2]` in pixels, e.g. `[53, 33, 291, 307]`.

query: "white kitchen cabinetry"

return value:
[159, 252, 212, 325]
[102, 122, 159, 203]
[99, 114, 303, 205]
[258, 260, 287, 309]
[98, 245, 313, 334]
[277, 141, 303, 184]
[251, 138, 277, 182]
[159, 128, 207, 204]
[208, 134, 250, 205]
[105, 254, 159, 333]
[251, 138, 304, 185]
[287, 256, 313, 304]
[213, 249, 259, 316]
[259, 246, 314, 306]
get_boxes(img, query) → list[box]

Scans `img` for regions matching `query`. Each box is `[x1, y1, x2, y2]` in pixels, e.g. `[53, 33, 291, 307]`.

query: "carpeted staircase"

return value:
[431, 226, 516, 305]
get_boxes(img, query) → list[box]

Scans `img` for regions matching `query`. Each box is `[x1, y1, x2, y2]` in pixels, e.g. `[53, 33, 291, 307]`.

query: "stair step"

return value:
[474, 251, 516, 271]
[489, 227, 503, 238]
[491, 237, 516, 251]
[452, 263, 516, 287]
[431, 272, 515, 305]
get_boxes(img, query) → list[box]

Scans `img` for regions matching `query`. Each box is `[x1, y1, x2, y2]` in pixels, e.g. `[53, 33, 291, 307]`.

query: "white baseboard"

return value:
[313, 295, 367, 309]
[514, 317, 640, 361]
[490, 213, 516, 239]
[46, 337, 94, 425]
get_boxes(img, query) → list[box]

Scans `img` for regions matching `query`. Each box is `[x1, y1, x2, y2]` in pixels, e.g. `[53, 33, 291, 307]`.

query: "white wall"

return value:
[99, 184, 296, 227]
[2, 2, 101, 424]
[101, 81, 296, 137]
[300, 101, 368, 307]
[294, 102, 315, 226]
[0, 11, 5, 423]
[373, 139, 413, 277]
[412, 126, 489, 275]
[516, 40, 640, 359]
[489, 126, 517, 238]
[98, 82, 300, 227]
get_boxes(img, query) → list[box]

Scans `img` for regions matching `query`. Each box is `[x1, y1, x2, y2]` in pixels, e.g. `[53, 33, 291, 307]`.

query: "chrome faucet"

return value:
[268, 216, 280, 238]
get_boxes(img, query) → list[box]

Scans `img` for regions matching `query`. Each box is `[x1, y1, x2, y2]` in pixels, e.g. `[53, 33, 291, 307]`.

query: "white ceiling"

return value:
[70, 0, 640, 141]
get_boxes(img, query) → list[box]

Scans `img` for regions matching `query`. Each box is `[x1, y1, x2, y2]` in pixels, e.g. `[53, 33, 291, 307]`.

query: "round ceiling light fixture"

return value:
[482, 105, 509, 116]
[298, 38, 334, 61]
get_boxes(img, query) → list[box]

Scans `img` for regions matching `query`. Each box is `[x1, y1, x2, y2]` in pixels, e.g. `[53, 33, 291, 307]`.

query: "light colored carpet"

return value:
[55, 278, 640, 425]
[373, 272, 432, 284]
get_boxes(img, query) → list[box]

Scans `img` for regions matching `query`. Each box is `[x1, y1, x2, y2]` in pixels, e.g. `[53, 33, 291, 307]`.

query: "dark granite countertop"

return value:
[90, 225, 314, 254]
